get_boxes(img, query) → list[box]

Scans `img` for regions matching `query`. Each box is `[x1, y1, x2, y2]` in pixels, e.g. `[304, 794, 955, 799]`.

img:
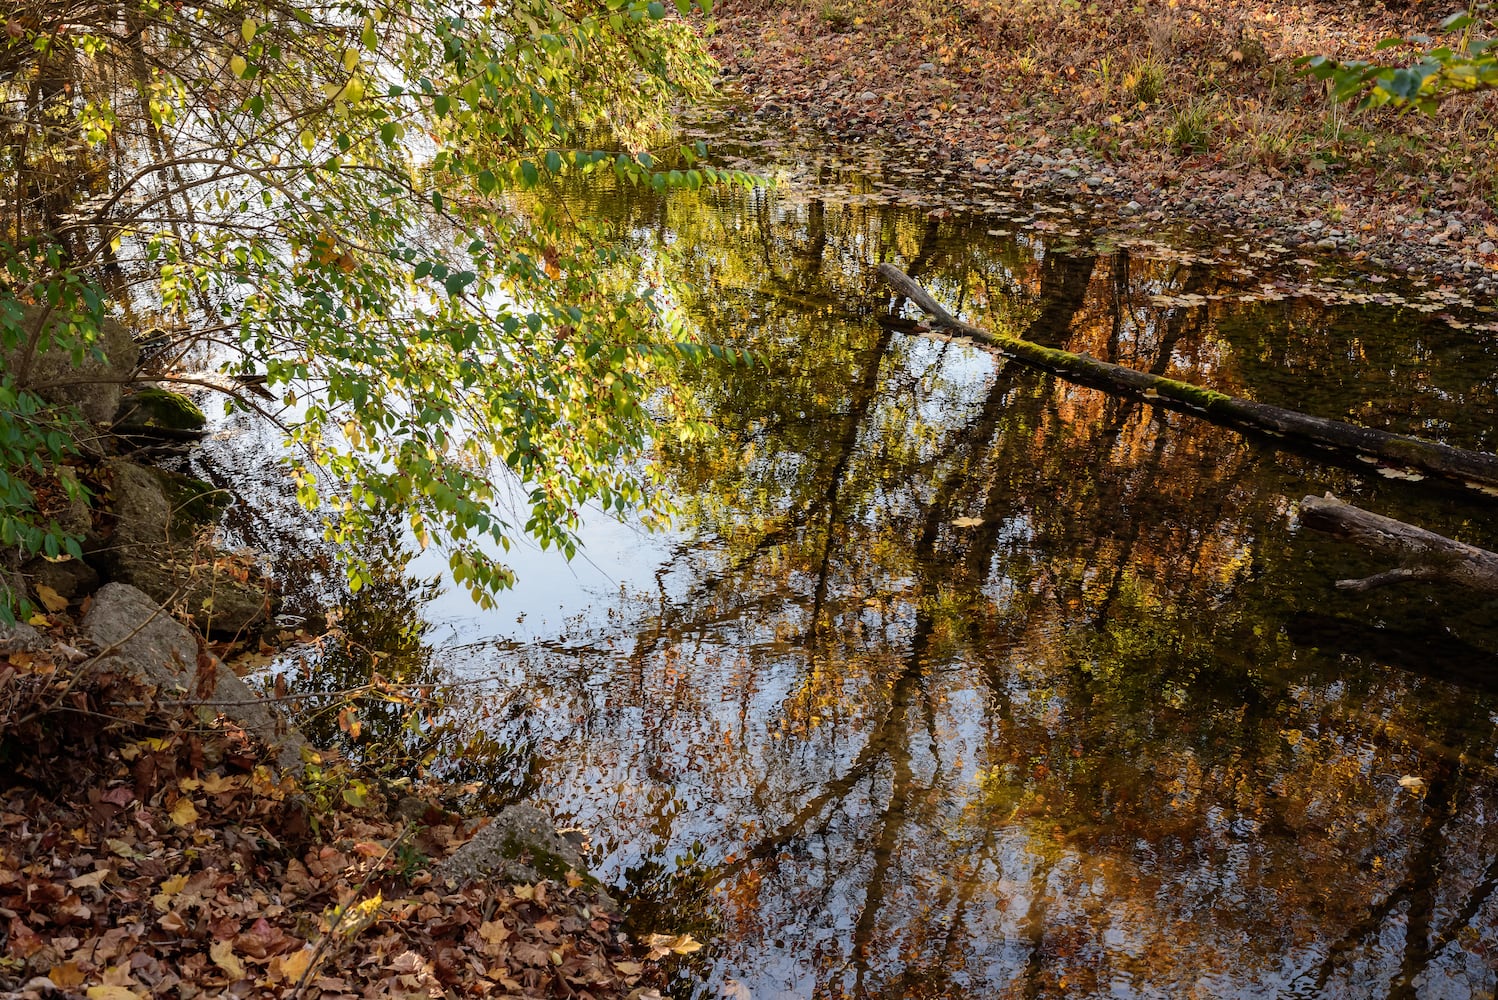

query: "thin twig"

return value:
[290, 822, 415, 1000]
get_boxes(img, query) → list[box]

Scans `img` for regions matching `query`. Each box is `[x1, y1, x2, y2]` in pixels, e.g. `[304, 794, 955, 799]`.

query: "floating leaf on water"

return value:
[950, 516, 984, 528]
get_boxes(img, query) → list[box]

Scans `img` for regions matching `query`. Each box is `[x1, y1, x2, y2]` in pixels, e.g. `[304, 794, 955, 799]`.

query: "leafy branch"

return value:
[1298, 6, 1498, 112]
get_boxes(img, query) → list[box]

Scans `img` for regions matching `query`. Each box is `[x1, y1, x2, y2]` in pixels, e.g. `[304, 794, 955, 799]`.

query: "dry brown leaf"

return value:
[49, 961, 87, 987]
[68, 868, 110, 890]
[271, 946, 316, 983]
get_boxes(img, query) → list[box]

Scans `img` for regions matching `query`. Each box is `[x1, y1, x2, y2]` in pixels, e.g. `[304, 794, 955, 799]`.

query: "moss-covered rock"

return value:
[433, 805, 612, 902]
[114, 387, 207, 434]
[96, 459, 275, 636]
[150, 468, 230, 531]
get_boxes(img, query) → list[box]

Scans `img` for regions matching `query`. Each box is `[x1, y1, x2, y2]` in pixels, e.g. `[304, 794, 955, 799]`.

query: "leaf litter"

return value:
[1, 645, 676, 999]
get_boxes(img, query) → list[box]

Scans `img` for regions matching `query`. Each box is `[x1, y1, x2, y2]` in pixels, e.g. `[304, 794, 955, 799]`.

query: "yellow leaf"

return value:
[272, 946, 315, 983]
[35, 584, 68, 612]
[949, 516, 984, 528]
[565, 869, 584, 888]
[210, 939, 246, 980]
[342, 76, 365, 103]
[299, 129, 316, 153]
[169, 797, 199, 827]
[160, 873, 189, 895]
[241, 17, 257, 42]
[50, 962, 86, 987]
[229, 54, 247, 77]
[87, 989, 145, 1000]
[27, 613, 50, 627]
[342, 48, 359, 73]
[668, 933, 703, 955]
[643, 932, 703, 956]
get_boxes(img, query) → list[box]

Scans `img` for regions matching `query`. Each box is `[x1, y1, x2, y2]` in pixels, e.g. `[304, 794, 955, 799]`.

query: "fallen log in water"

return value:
[1300, 494, 1498, 594]
[878, 264, 1498, 495]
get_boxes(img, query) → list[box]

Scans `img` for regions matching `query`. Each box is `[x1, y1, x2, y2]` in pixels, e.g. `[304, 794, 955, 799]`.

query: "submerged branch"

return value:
[878, 264, 1498, 494]
[1299, 494, 1498, 595]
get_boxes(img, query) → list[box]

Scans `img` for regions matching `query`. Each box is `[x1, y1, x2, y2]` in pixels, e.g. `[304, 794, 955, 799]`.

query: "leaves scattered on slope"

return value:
[0, 666, 667, 999]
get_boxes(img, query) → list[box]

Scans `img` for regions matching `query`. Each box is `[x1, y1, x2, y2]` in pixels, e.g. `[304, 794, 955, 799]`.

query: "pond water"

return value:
[195, 109, 1498, 998]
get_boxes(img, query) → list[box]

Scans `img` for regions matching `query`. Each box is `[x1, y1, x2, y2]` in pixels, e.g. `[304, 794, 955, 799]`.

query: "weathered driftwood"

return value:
[878, 264, 1498, 494]
[1300, 494, 1498, 594]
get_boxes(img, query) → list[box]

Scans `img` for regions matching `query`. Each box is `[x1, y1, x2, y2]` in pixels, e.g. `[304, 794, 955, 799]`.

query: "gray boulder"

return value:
[0, 620, 49, 653]
[4, 303, 139, 425]
[22, 555, 99, 600]
[434, 805, 607, 901]
[98, 460, 275, 636]
[81, 583, 306, 774]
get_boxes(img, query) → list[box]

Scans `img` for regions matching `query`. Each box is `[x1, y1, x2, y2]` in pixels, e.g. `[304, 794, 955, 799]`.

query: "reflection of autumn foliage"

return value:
[448, 177, 1498, 996]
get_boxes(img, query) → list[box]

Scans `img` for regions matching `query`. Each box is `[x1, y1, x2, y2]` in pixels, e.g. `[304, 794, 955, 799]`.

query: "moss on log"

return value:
[878, 264, 1498, 495]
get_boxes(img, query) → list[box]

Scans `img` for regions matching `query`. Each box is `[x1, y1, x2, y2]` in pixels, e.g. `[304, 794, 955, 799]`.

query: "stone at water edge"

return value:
[2, 304, 140, 425]
[113, 386, 208, 435]
[22, 556, 100, 600]
[81, 582, 307, 775]
[96, 460, 277, 637]
[434, 804, 613, 905]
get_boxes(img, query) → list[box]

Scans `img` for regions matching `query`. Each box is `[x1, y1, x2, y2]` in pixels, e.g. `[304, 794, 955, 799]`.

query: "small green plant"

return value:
[1235, 122, 1294, 170]
[1094, 55, 1116, 102]
[1125, 56, 1166, 104]
[817, 0, 854, 30]
[1169, 99, 1213, 151]
[395, 839, 430, 879]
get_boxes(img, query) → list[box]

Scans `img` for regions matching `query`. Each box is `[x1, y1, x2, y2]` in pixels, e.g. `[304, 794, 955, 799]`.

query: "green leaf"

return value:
[444, 271, 475, 296]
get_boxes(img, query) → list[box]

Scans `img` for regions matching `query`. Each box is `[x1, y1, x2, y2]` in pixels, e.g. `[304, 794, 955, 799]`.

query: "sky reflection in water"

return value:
[216, 117, 1498, 999]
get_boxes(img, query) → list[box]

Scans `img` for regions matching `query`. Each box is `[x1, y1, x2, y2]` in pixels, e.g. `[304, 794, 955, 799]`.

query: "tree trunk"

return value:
[1300, 494, 1498, 594]
[878, 264, 1498, 494]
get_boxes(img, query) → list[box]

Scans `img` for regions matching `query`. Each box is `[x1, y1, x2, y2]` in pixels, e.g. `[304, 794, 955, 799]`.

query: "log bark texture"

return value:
[879, 264, 1498, 494]
[1300, 494, 1498, 594]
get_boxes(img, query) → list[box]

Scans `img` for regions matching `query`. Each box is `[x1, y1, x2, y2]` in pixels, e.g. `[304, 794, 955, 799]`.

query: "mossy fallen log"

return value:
[878, 264, 1498, 495]
[1300, 494, 1498, 594]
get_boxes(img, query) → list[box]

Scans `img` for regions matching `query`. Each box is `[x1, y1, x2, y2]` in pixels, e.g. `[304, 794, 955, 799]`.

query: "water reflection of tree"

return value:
[486, 173, 1498, 997]
[276, 513, 539, 801]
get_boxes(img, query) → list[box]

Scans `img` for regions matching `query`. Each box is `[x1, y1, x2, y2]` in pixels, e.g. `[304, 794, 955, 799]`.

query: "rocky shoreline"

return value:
[1, 310, 674, 999]
[706, 0, 1498, 294]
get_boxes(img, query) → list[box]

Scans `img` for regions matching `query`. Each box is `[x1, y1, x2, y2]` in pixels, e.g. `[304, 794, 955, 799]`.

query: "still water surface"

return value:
[199, 111, 1498, 998]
